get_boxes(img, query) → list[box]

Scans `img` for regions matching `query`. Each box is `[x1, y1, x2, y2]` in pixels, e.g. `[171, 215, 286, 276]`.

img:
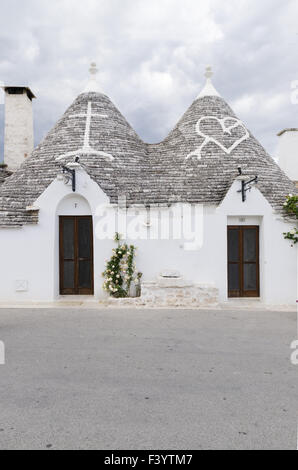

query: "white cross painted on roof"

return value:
[56, 101, 114, 161]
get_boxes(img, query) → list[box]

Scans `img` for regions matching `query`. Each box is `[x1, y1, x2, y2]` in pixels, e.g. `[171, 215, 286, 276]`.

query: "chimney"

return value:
[276, 128, 298, 186]
[2, 86, 35, 171]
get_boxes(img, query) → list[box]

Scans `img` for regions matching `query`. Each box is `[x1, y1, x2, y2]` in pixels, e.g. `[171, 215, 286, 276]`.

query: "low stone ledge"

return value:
[102, 281, 219, 309]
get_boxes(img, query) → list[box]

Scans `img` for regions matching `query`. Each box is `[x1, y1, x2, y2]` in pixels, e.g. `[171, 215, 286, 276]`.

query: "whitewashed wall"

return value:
[0, 171, 296, 306]
[276, 130, 298, 181]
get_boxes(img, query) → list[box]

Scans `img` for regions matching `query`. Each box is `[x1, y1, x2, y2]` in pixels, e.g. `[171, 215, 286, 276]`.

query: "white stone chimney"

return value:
[276, 128, 298, 183]
[2, 86, 35, 171]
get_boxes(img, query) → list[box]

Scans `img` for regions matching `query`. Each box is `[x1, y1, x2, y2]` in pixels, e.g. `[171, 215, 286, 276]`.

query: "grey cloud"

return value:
[0, 0, 297, 162]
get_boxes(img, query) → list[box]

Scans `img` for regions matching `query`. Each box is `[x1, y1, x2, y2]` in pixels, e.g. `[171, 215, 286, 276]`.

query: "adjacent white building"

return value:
[0, 65, 296, 307]
[276, 128, 298, 185]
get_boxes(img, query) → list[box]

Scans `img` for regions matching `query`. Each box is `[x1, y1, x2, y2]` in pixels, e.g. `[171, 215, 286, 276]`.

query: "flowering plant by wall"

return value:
[102, 233, 141, 298]
[283, 194, 298, 246]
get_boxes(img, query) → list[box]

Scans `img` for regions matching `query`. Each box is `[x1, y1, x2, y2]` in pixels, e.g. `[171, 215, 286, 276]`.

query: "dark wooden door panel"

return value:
[227, 226, 241, 297]
[60, 216, 94, 295]
[77, 216, 93, 294]
[228, 226, 259, 298]
[60, 216, 75, 295]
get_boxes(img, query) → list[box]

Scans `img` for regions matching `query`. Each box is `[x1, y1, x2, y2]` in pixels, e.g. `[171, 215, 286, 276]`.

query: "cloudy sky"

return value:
[0, 0, 297, 161]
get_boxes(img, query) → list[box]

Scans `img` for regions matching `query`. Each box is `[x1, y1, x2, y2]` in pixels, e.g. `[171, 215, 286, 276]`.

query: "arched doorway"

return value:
[57, 195, 94, 295]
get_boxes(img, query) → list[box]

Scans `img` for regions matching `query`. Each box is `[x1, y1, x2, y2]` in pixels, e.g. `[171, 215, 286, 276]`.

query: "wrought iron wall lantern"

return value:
[57, 157, 80, 192]
[237, 167, 258, 202]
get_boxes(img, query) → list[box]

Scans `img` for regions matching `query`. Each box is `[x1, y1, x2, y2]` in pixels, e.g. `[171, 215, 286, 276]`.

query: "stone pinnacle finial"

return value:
[89, 62, 98, 77]
[205, 66, 213, 80]
[83, 61, 102, 94]
[196, 65, 220, 99]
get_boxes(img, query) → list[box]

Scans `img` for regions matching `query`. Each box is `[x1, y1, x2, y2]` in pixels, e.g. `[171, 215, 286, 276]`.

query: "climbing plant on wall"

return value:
[283, 194, 298, 246]
[102, 233, 140, 298]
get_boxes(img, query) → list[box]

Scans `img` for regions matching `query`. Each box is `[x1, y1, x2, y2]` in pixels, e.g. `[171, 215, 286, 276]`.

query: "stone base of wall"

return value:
[139, 281, 219, 308]
[103, 277, 219, 309]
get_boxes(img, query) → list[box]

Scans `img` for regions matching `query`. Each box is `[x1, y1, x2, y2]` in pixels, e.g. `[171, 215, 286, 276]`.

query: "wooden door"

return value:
[228, 226, 260, 298]
[59, 216, 94, 295]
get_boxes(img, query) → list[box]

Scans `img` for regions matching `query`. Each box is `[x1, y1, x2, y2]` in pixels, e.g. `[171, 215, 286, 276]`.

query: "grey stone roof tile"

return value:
[0, 167, 12, 185]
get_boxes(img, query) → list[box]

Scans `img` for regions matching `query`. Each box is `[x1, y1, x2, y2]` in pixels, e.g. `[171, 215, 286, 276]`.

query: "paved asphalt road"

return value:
[0, 308, 297, 450]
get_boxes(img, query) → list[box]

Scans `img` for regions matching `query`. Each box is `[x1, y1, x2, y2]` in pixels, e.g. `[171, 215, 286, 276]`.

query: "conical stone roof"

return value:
[0, 90, 149, 226]
[145, 93, 296, 208]
[0, 66, 296, 226]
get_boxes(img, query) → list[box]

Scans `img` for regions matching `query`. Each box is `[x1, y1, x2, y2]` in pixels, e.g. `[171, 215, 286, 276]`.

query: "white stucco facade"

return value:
[0, 168, 296, 306]
[276, 129, 298, 182]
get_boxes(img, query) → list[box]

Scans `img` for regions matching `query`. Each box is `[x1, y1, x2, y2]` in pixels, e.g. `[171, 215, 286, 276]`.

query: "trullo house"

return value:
[0, 64, 296, 307]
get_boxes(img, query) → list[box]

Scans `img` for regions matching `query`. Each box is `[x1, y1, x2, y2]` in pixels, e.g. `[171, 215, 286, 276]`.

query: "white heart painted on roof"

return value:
[186, 116, 249, 160]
